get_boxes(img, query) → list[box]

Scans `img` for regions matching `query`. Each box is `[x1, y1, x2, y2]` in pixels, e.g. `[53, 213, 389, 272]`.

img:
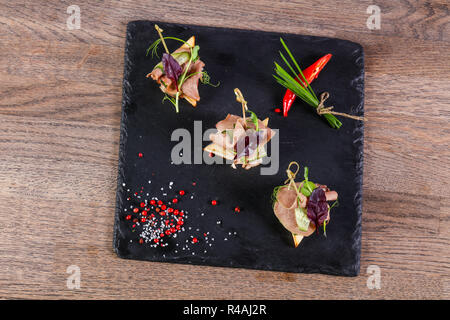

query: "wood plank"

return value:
[0, 0, 448, 299]
[0, 189, 445, 299]
[0, 116, 448, 299]
[0, 35, 448, 125]
[0, 0, 448, 44]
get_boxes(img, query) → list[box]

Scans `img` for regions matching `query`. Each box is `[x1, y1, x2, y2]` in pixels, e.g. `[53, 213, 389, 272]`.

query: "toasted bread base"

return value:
[292, 234, 304, 248]
[204, 143, 235, 161]
[183, 95, 197, 107]
[204, 143, 267, 163]
[176, 36, 195, 52]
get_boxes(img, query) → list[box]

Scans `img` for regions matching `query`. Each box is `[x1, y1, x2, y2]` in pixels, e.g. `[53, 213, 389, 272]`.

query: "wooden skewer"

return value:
[155, 24, 169, 54]
[234, 88, 248, 123]
[284, 161, 306, 207]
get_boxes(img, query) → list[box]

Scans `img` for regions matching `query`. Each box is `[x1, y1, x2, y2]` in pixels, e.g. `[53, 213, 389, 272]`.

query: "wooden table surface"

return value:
[0, 0, 448, 300]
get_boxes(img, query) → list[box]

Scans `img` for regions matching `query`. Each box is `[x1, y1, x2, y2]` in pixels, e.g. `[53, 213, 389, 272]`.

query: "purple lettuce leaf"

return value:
[234, 130, 264, 160]
[162, 53, 183, 91]
[306, 188, 329, 229]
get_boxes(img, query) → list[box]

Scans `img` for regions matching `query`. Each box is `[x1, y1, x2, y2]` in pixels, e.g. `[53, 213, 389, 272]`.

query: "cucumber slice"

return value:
[153, 52, 191, 72]
[295, 207, 310, 232]
[172, 51, 191, 65]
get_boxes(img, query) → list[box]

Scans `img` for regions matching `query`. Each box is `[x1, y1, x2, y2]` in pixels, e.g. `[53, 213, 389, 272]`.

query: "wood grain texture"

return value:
[0, 0, 449, 299]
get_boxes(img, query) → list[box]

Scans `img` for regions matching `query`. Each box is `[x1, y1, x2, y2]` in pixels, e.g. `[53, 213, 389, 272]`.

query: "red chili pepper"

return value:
[282, 54, 332, 117]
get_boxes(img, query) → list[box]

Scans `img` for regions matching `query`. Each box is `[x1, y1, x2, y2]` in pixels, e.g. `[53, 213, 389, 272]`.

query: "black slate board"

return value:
[113, 21, 364, 276]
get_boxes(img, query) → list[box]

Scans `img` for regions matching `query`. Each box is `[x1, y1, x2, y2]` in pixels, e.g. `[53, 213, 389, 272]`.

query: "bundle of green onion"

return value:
[273, 38, 342, 129]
